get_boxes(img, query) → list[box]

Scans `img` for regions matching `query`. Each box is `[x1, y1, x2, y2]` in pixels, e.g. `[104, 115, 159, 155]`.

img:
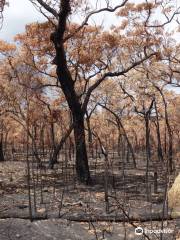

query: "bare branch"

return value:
[30, 0, 58, 18]
[146, 8, 180, 28]
[64, 0, 129, 42]
[82, 52, 156, 112]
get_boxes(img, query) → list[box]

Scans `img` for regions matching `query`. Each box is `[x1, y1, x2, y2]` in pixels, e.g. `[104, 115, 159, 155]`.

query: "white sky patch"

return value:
[0, 0, 45, 41]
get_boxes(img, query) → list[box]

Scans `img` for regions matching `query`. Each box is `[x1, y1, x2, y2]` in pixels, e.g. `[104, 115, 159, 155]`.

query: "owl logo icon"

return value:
[135, 227, 143, 235]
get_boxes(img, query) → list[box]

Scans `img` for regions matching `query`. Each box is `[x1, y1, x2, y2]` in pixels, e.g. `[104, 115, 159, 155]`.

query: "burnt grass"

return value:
[0, 150, 179, 240]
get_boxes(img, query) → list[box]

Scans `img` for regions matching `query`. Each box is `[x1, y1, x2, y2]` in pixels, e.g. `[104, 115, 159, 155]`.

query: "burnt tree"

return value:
[50, 1, 90, 183]
[0, 140, 4, 161]
[33, 0, 157, 183]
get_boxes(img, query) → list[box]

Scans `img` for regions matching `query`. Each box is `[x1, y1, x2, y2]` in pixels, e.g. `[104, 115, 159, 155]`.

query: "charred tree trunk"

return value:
[154, 100, 164, 162]
[86, 113, 94, 158]
[145, 116, 150, 201]
[99, 104, 136, 168]
[118, 119, 136, 168]
[135, 98, 155, 201]
[164, 123, 167, 155]
[49, 124, 73, 169]
[73, 111, 90, 183]
[117, 133, 121, 157]
[167, 126, 173, 173]
[50, 121, 56, 155]
[56, 81, 91, 183]
[86, 114, 93, 144]
[0, 139, 4, 162]
[154, 85, 173, 173]
[50, 0, 90, 183]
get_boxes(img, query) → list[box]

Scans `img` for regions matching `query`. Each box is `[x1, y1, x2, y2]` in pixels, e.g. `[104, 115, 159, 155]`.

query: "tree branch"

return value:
[64, 0, 129, 42]
[82, 52, 156, 112]
[31, 0, 58, 18]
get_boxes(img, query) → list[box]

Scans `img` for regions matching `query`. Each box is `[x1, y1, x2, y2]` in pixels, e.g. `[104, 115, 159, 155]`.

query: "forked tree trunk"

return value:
[54, 62, 91, 182]
[49, 124, 73, 169]
[99, 104, 136, 168]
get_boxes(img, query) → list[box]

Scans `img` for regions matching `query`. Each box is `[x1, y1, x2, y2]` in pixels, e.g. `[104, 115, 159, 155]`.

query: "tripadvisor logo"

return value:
[135, 227, 173, 235]
[135, 227, 143, 235]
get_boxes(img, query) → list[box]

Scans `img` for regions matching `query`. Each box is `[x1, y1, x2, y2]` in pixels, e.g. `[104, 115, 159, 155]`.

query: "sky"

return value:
[0, 0, 45, 41]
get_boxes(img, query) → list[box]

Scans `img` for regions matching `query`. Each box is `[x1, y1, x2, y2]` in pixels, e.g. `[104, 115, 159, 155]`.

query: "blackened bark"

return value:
[164, 109, 173, 173]
[118, 119, 136, 168]
[154, 86, 173, 173]
[145, 117, 151, 199]
[117, 133, 121, 156]
[55, 59, 90, 182]
[99, 104, 136, 168]
[73, 111, 90, 183]
[168, 134, 173, 173]
[135, 99, 155, 201]
[164, 123, 167, 155]
[49, 124, 73, 169]
[86, 115, 93, 144]
[145, 120, 150, 154]
[50, 122, 56, 152]
[0, 140, 4, 162]
[49, 146, 58, 169]
[154, 100, 164, 162]
[49, 0, 90, 183]
[145, 117, 150, 184]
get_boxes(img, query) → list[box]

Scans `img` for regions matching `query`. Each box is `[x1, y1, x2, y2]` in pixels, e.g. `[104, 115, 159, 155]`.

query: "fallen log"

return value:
[65, 213, 175, 223]
[0, 213, 179, 223]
